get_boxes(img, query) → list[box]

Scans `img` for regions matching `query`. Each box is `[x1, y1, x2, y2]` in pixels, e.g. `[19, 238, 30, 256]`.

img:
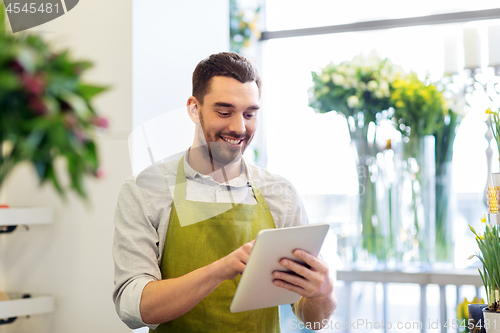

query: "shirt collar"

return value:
[183, 148, 251, 188]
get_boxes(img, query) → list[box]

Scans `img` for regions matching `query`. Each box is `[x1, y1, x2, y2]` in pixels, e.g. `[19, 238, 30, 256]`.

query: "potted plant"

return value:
[469, 216, 500, 333]
[0, 2, 108, 200]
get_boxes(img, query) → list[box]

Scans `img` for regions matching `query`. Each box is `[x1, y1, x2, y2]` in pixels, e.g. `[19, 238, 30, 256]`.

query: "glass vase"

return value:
[393, 135, 436, 267]
[350, 122, 392, 266]
[435, 161, 454, 264]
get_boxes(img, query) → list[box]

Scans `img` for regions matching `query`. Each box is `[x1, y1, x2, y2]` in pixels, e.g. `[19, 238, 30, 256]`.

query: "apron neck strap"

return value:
[174, 155, 266, 205]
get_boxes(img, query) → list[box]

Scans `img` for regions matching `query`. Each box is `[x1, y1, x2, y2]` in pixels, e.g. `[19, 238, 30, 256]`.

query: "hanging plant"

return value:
[0, 3, 109, 199]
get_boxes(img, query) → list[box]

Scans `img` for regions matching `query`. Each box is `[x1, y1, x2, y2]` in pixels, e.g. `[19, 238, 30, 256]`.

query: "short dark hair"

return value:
[192, 52, 262, 104]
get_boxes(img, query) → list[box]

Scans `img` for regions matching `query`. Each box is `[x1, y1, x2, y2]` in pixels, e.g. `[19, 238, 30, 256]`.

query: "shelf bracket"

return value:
[0, 226, 17, 234]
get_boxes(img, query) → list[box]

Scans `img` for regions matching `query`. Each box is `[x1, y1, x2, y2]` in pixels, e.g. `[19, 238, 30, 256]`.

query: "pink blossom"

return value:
[96, 168, 106, 179]
[21, 74, 45, 96]
[74, 129, 86, 143]
[91, 116, 109, 129]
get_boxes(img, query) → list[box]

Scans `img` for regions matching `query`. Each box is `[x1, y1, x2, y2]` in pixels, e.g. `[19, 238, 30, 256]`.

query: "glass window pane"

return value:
[266, 0, 500, 31]
[262, 19, 500, 195]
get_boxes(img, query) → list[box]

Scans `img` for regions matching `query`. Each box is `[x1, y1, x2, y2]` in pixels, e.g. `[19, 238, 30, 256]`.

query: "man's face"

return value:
[196, 76, 260, 166]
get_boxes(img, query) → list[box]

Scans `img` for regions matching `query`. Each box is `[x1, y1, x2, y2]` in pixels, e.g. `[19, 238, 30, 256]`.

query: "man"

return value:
[113, 52, 337, 332]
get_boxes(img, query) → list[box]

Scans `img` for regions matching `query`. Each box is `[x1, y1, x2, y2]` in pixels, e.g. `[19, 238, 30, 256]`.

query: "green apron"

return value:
[151, 156, 280, 333]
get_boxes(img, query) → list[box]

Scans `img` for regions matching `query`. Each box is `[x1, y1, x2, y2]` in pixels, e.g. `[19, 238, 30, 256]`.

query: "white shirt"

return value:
[112, 150, 309, 329]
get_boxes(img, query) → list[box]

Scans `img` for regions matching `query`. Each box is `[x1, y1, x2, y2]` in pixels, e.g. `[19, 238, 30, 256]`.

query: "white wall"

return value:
[0, 0, 132, 332]
[133, 0, 229, 128]
[0, 0, 229, 332]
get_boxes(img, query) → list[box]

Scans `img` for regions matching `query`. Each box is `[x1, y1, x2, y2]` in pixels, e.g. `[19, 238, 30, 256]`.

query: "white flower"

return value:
[320, 73, 330, 83]
[379, 80, 390, 97]
[345, 67, 357, 77]
[375, 90, 384, 99]
[447, 95, 467, 116]
[347, 95, 359, 108]
[331, 73, 345, 86]
[367, 80, 378, 92]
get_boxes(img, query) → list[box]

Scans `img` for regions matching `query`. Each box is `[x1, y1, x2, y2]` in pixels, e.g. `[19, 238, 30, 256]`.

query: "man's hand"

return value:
[140, 239, 256, 324]
[272, 249, 332, 299]
[272, 249, 337, 329]
[215, 240, 255, 281]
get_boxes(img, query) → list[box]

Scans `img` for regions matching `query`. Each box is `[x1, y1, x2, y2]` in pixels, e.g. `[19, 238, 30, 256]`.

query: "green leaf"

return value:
[77, 84, 109, 100]
[46, 161, 66, 199]
[0, 1, 5, 35]
[0, 71, 21, 91]
[60, 91, 91, 118]
[72, 61, 93, 73]
[34, 159, 48, 181]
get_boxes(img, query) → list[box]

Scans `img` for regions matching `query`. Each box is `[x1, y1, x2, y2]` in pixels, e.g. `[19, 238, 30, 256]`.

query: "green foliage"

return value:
[487, 107, 500, 163]
[229, 0, 260, 54]
[469, 221, 500, 311]
[0, 3, 109, 199]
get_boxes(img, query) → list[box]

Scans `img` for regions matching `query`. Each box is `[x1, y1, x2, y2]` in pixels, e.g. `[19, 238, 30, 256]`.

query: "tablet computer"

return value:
[230, 223, 330, 313]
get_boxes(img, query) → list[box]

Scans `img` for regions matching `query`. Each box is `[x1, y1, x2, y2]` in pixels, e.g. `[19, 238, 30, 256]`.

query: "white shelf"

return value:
[0, 294, 54, 318]
[0, 207, 53, 226]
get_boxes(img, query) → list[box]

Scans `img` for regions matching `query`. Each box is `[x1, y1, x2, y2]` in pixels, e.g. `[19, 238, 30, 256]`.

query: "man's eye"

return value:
[218, 112, 230, 116]
[244, 113, 255, 119]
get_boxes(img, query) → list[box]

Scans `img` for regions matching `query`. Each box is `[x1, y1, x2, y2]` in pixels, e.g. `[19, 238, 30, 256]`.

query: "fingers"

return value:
[292, 249, 329, 275]
[273, 251, 332, 299]
[273, 277, 306, 296]
[278, 258, 313, 280]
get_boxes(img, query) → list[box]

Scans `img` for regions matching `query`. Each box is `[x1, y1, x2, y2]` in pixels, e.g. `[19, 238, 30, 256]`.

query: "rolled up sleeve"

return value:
[112, 177, 162, 330]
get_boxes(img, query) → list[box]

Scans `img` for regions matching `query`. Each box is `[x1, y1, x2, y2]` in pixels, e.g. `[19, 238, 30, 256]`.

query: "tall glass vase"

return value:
[350, 117, 392, 265]
[394, 135, 436, 267]
[435, 161, 454, 263]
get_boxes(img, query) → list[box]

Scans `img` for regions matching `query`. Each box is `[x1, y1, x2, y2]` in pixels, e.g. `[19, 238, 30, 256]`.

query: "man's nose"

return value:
[228, 113, 246, 135]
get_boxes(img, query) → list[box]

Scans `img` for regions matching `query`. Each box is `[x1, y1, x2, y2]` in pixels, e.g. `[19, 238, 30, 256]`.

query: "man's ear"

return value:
[187, 97, 199, 123]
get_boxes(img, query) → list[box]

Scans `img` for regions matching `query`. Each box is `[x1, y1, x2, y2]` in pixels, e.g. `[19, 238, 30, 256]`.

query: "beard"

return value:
[197, 111, 254, 168]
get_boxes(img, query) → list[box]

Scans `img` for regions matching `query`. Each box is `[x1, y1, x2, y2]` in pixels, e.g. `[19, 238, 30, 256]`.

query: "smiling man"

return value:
[112, 52, 337, 332]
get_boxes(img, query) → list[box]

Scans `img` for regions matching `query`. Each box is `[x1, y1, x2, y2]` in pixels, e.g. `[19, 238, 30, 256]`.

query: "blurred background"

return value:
[1, 0, 500, 332]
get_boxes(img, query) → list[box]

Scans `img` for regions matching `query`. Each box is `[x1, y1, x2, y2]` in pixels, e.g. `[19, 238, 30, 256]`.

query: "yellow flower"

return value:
[457, 298, 471, 320]
[481, 214, 486, 223]
[472, 297, 485, 304]
[476, 233, 484, 241]
[395, 100, 405, 109]
[486, 107, 499, 116]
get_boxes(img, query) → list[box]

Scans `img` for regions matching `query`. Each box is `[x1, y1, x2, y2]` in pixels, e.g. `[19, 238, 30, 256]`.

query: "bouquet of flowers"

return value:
[309, 52, 461, 264]
[310, 51, 403, 126]
[0, 4, 108, 199]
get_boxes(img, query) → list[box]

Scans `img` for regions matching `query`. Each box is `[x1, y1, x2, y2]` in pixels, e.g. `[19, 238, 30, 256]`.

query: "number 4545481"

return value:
[5, 3, 59, 14]
[444, 318, 497, 330]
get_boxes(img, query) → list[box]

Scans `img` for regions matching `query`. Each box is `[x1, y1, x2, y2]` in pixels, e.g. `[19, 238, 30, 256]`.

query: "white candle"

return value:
[444, 36, 459, 75]
[463, 28, 481, 69]
[488, 26, 500, 67]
